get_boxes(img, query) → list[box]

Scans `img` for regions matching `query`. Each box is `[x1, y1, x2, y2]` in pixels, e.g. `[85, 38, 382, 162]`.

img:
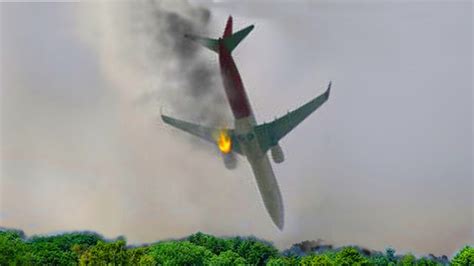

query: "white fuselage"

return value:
[217, 30, 284, 229]
[234, 115, 284, 230]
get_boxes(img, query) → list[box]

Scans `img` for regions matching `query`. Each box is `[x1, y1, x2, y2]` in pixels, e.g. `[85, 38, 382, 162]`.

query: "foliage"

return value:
[267, 256, 300, 265]
[0, 228, 471, 266]
[385, 247, 397, 263]
[208, 250, 247, 265]
[366, 248, 399, 266]
[399, 253, 416, 266]
[451, 246, 474, 266]
[416, 257, 443, 266]
[0, 230, 36, 265]
[79, 240, 128, 265]
[26, 232, 103, 265]
[28, 240, 77, 265]
[230, 236, 279, 265]
[189, 233, 278, 265]
[127, 246, 154, 265]
[148, 241, 214, 265]
[369, 253, 393, 265]
[300, 253, 334, 265]
[29, 232, 103, 250]
[334, 247, 370, 266]
[188, 232, 232, 255]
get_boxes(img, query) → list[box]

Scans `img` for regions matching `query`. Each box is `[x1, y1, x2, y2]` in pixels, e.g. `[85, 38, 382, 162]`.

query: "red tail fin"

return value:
[223, 16, 232, 37]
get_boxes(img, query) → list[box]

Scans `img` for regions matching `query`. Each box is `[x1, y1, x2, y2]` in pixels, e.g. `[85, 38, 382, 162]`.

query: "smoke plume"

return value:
[79, 0, 231, 127]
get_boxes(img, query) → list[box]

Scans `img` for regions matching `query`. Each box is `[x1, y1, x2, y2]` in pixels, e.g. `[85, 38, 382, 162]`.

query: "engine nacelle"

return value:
[270, 144, 285, 163]
[222, 152, 237, 170]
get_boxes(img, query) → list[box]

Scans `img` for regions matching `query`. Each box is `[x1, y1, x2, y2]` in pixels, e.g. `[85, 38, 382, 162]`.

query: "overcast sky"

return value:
[1, 0, 472, 256]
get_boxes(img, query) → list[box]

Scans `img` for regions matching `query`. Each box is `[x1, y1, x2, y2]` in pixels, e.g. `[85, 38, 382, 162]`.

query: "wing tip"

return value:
[325, 81, 332, 98]
[160, 115, 168, 124]
[160, 112, 174, 125]
[159, 107, 168, 122]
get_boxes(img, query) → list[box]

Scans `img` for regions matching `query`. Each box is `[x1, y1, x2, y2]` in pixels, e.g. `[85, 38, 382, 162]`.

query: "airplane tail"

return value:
[185, 16, 254, 54]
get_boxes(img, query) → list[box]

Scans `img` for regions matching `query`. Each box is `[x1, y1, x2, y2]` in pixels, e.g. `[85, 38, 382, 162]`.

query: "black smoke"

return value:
[130, 1, 231, 127]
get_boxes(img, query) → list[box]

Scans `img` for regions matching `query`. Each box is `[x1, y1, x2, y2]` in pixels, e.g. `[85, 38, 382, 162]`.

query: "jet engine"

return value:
[270, 144, 285, 163]
[222, 152, 237, 170]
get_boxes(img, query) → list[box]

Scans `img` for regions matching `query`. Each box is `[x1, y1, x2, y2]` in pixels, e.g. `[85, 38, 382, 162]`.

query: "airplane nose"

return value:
[248, 155, 285, 231]
[274, 215, 284, 231]
[266, 193, 285, 231]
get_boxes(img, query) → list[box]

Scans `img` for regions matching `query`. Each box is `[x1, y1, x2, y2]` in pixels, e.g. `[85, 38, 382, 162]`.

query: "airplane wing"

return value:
[161, 114, 243, 155]
[254, 82, 331, 154]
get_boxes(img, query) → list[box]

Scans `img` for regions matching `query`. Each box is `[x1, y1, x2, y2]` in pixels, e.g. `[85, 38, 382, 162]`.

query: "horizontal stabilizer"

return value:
[184, 34, 219, 53]
[254, 82, 332, 154]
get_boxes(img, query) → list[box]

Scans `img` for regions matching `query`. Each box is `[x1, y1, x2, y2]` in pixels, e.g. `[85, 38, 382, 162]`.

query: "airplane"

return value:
[161, 16, 331, 230]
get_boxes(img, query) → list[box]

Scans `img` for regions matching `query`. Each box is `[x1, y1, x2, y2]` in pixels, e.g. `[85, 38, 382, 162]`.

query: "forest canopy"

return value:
[0, 229, 472, 265]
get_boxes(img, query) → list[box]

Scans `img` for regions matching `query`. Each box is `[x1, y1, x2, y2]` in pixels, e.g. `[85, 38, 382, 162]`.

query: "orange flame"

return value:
[217, 129, 232, 154]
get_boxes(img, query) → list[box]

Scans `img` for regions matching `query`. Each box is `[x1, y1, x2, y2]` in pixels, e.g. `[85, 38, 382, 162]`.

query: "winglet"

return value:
[326, 81, 332, 98]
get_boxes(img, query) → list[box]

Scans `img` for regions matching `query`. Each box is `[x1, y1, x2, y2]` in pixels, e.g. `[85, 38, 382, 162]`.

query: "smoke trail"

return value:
[80, 0, 231, 127]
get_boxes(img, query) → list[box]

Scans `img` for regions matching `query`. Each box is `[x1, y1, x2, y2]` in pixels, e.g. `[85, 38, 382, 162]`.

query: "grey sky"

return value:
[1, 0, 472, 256]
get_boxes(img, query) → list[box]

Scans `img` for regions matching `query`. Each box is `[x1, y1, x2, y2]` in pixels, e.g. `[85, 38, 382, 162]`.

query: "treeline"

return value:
[0, 229, 472, 265]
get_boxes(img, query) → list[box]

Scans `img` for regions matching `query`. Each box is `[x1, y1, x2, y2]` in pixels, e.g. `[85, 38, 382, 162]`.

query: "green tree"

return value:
[29, 232, 102, 251]
[71, 243, 88, 260]
[385, 248, 397, 264]
[148, 241, 214, 265]
[0, 230, 36, 265]
[300, 254, 334, 265]
[451, 246, 474, 266]
[127, 246, 155, 265]
[79, 240, 128, 265]
[334, 247, 370, 266]
[266, 256, 300, 265]
[416, 257, 442, 266]
[138, 254, 157, 265]
[230, 237, 279, 265]
[29, 231, 103, 264]
[369, 254, 392, 266]
[188, 232, 231, 255]
[399, 253, 416, 266]
[28, 241, 77, 265]
[208, 250, 247, 265]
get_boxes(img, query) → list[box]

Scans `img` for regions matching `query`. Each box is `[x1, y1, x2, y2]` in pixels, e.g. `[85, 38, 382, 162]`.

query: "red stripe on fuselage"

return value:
[218, 40, 252, 119]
